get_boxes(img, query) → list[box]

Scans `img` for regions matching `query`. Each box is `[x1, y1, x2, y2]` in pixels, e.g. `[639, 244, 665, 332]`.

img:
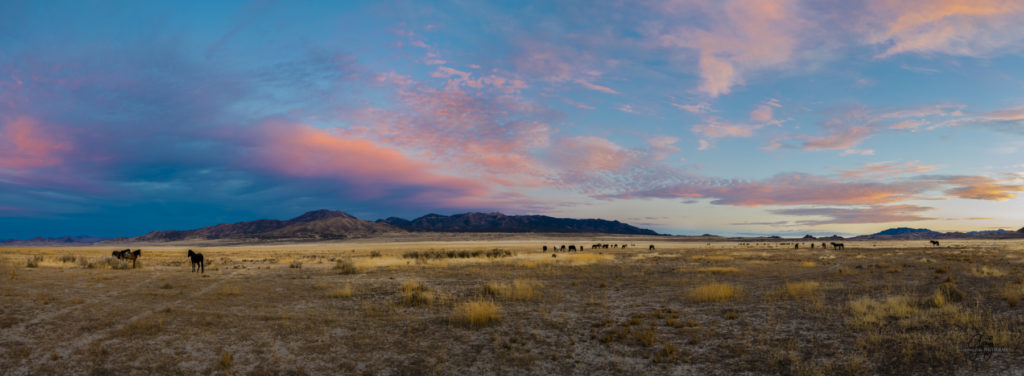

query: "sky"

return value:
[3, 0, 1024, 239]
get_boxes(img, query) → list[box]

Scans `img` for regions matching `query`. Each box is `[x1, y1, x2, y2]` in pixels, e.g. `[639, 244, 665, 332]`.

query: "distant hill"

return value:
[854, 226, 1024, 240]
[133, 209, 401, 241]
[129, 210, 659, 242]
[873, 227, 940, 236]
[378, 212, 659, 235]
[0, 235, 109, 246]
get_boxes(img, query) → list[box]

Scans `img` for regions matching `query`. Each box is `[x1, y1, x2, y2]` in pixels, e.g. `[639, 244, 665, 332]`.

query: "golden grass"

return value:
[483, 279, 541, 300]
[682, 267, 740, 274]
[691, 255, 733, 262]
[1002, 282, 1024, 307]
[799, 261, 817, 267]
[326, 284, 354, 298]
[400, 279, 435, 306]
[847, 295, 917, 325]
[785, 281, 820, 299]
[217, 285, 242, 296]
[451, 300, 501, 327]
[970, 265, 1008, 277]
[687, 282, 739, 302]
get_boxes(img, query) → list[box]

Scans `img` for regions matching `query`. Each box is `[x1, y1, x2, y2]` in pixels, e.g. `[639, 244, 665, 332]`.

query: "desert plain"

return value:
[1, 236, 1023, 375]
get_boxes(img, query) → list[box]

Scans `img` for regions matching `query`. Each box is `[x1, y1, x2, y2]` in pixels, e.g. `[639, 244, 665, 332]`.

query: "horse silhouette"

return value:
[187, 249, 204, 273]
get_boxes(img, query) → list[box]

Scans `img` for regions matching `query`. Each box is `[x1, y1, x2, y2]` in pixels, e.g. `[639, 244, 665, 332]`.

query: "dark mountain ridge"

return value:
[378, 212, 659, 235]
[130, 210, 659, 242]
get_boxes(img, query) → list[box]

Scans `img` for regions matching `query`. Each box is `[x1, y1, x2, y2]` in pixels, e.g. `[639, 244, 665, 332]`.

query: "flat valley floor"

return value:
[2, 239, 1023, 375]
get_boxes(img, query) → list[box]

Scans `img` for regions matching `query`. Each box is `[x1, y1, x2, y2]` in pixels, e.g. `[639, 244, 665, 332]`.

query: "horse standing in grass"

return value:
[121, 249, 141, 269]
[930, 240, 940, 246]
[187, 249, 204, 273]
[112, 249, 130, 259]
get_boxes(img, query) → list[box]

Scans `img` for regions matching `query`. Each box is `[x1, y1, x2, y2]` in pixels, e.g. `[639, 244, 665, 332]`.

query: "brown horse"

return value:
[121, 249, 141, 269]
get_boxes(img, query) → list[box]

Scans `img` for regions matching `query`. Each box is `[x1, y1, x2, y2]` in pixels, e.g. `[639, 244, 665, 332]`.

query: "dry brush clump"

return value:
[688, 282, 740, 302]
[785, 281, 820, 299]
[483, 279, 542, 300]
[403, 249, 513, 260]
[333, 259, 358, 274]
[400, 280, 435, 306]
[451, 299, 501, 327]
[683, 267, 740, 274]
[326, 284, 354, 298]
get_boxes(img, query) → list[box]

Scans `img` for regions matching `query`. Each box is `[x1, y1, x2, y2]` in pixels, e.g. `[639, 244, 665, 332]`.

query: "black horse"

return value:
[187, 249, 204, 273]
[830, 242, 845, 250]
[930, 240, 940, 246]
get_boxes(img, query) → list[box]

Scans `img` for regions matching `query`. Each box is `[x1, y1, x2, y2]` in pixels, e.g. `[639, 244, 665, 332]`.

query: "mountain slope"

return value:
[134, 210, 399, 241]
[379, 212, 659, 235]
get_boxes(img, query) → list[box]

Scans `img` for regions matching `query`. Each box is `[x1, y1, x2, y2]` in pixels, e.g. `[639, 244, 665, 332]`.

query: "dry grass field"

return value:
[2, 238, 1023, 375]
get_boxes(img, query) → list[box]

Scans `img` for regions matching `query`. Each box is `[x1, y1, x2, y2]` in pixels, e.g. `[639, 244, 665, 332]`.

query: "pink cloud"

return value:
[654, 0, 810, 97]
[250, 121, 493, 205]
[939, 175, 1024, 201]
[672, 102, 712, 114]
[0, 116, 72, 170]
[800, 125, 875, 150]
[613, 173, 924, 207]
[864, 0, 1024, 58]
[692, 119, 766, 138]
[750, 104, 775, 123]
[771, 204, 935, 225]
[574, 79, 620, 94]
[835, 160, 938, 179]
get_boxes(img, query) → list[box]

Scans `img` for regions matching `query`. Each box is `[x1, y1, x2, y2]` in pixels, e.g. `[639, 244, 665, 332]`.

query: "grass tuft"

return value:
[452, 299, 501, 327]
[483, 279, 542, 300]
[326, 284, 354, 298]
[400, 280, 435, 306]
[785, 281, 820, 299]
[334, 259, 358, 274]
[688, 282, 739, 302]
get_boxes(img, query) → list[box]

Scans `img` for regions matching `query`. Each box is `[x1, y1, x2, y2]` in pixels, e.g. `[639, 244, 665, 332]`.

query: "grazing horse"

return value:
[930, 240, 940, 247]
[560, 245, 566, 252]
[830, 242, 845, 250]
[649, 244, 655, 250]
[121, 249, 141, 269]
[543, 245, 548, 252]
[621, 244, 628, 249]
[568, 245, 577, 252]
[187, 249, 204, 273]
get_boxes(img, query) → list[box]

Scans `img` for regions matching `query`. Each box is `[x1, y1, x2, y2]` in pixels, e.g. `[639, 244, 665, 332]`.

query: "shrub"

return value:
[452, 300, 501, 327]
[483, 279, 541, 300]
[25, 256, 42, 268]
[400, 280, 435, 306]
[57, 254, 77, 263]
[217, 352, 232, 370]
[687, 282, 739, 302]
[785, 281, 820, 299]
[334, 259, 358, 274]
[847, 295, 917, 325]
[326, 284, 353, 298]
[369, 251, 382, 258]
[289, 260, 302, 269]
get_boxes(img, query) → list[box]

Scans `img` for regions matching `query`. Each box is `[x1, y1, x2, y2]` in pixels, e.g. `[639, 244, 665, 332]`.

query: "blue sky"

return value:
[2, 0, 1024, 238]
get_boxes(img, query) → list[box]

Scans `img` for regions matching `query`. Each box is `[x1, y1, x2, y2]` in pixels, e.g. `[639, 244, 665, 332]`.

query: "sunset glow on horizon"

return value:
[3, 0, 1024, 238]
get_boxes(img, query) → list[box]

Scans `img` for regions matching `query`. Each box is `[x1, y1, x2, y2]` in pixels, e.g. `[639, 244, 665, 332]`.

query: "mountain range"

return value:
[127, 210, 659, 242]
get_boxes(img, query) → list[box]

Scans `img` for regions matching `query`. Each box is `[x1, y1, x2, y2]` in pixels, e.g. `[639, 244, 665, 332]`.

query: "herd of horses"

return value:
[542, 243, 654, 252]
[109, 248, 205, 273]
